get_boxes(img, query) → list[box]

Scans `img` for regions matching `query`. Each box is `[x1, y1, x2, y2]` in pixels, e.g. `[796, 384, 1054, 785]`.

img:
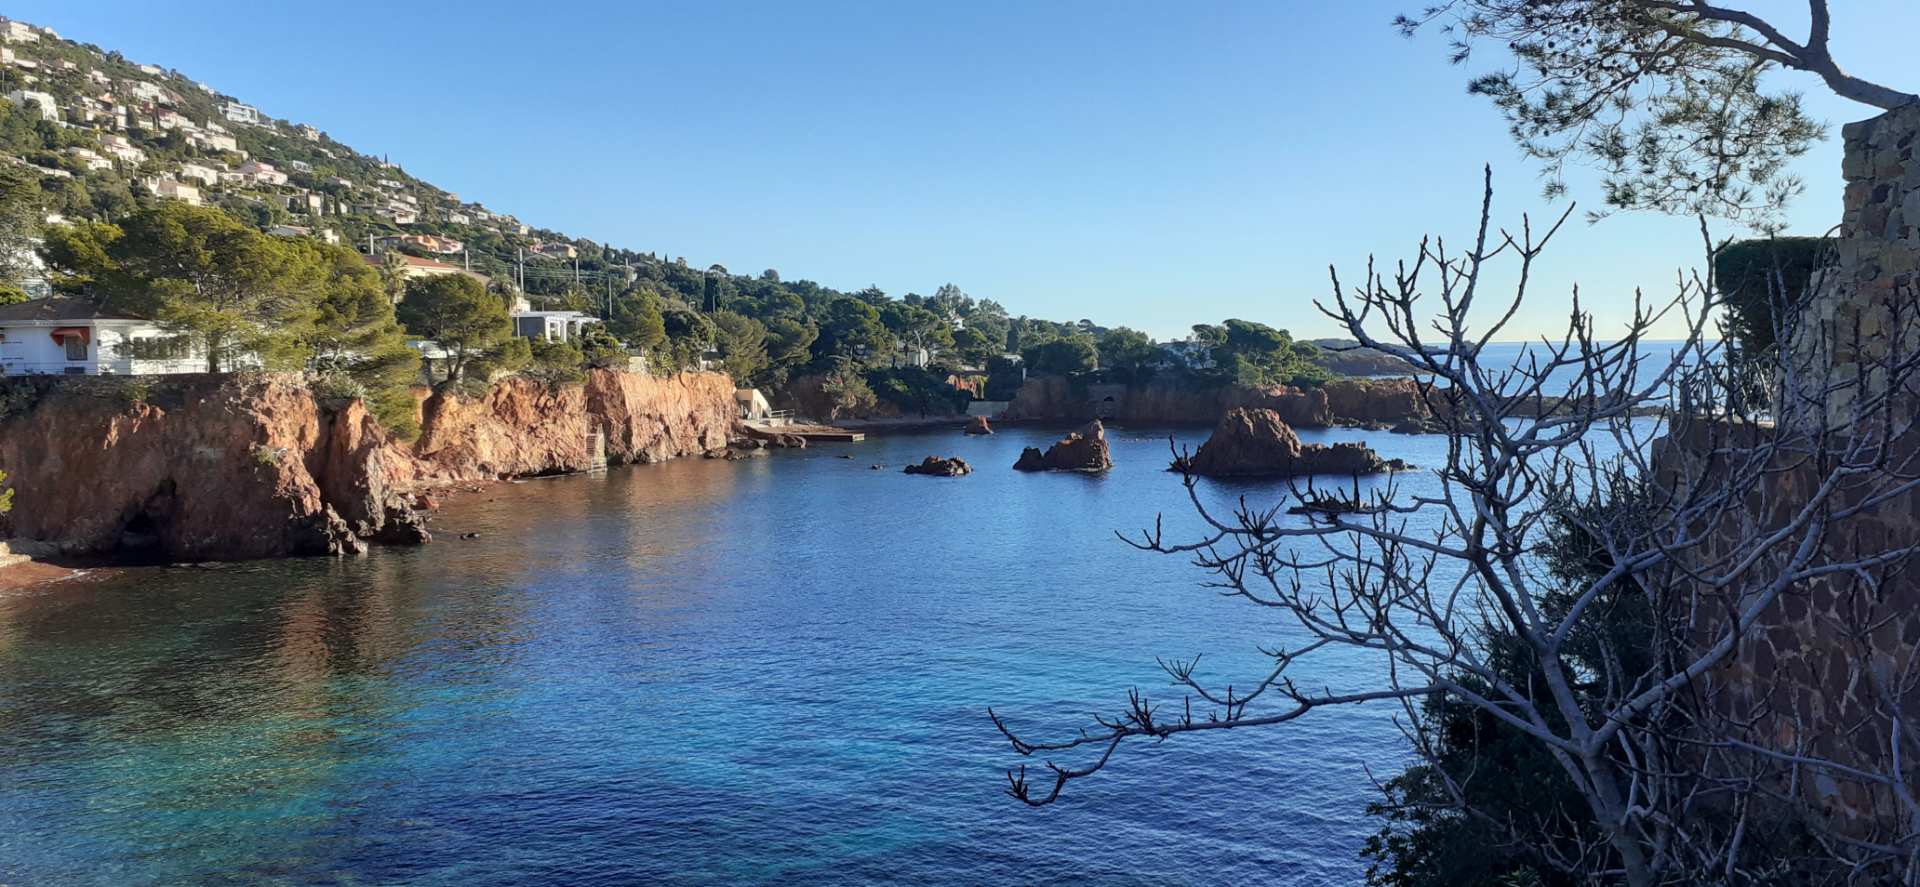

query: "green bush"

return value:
[0, 379, 40, 419]
[1713, 237, 1833, 355]
[525, 337, 586, 387]
[820, 362, 878, 419]
[310, 372, 368, 406]
[1021, 337, 1099, 376]
[864, 366, 970, 416]
[984, 355, 1025, 401]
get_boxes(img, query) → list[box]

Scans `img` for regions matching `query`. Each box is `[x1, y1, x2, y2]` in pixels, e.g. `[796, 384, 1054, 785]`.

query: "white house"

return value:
[0, 19, 40, 44]
[511, 310, 596, 343]
[177, 162, 221, 187]
[1158, 338, 1216, 370]
[223, 101, 261, 125]
[270, 224, 340, 245]
[0, 296, 206, 376]
[189, 131, 239, 153]
[126, 81, 167, 103]
[99, 135, 146, 165]
[136, 63, 164, 76]
[294, 124, 321, 141]
[67, 147, 112, 172]
[145, 178, 202, 206]
[236, 160, 288, 186]
[4, 89, 56, 121]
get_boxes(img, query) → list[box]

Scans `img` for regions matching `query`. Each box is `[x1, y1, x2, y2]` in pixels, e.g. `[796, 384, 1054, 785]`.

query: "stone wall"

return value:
[1692, 105, 1920, 828]
[1793, 105, 1920, 425]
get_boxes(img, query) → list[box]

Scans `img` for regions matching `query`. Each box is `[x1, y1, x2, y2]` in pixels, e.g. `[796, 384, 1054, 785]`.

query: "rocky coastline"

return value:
[0, 369, 737, 563]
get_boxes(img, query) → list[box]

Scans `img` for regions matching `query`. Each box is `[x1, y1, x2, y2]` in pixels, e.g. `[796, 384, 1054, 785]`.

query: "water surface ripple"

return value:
[0, 423, 1469, 885]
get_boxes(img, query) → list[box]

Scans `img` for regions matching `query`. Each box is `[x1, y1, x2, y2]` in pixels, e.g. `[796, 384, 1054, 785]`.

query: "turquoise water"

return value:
[0, 424, 1467, 885]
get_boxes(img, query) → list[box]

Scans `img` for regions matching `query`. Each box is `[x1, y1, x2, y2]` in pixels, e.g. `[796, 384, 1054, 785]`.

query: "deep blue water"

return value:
[0, 425, 1474, 886]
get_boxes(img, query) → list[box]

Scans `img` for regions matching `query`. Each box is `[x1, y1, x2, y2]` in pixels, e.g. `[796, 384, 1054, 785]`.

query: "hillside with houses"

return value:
[0, 15, 576, 299]
[0, 14, 1370, 421]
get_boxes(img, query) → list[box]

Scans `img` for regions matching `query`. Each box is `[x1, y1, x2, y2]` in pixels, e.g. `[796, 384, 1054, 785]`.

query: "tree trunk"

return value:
[205, 334, 222, 374]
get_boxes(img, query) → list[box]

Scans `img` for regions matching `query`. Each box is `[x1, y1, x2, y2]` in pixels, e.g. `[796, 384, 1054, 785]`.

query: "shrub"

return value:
[820, 363, 878, 419]
[1022, 337, 1099, 376]
[865, 366, 970, 416]
[524, 337, 585, 387]
[1713, 236, 1834, 355]
[309, 372, 367, 406]
[0, 379, 40, 419]
[984, 355, 1025, 400]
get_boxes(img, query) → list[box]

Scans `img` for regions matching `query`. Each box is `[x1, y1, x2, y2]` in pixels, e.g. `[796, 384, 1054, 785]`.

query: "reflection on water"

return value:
[1, 425, 1467, 886]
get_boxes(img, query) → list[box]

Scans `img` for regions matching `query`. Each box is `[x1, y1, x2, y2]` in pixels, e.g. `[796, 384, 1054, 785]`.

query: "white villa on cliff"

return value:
[0, 296, 204, 375]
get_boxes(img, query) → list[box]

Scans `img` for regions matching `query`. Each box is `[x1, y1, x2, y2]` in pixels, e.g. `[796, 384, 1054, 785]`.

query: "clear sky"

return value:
[12, 1, 1914, 340]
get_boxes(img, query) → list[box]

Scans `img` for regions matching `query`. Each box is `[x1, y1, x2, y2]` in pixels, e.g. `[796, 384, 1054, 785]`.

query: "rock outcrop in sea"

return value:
[903, 456, 972, 476]
[1012, 420, 1114, 472]
[964, 415, 993, 435]
[1173, 408, 1391, 478]
[0, 370, 738, 561]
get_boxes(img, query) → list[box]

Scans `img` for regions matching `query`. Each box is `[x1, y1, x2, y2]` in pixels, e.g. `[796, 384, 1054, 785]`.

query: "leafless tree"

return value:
[990, 172, 1920, 885]
[1400, 1, 1917, 224]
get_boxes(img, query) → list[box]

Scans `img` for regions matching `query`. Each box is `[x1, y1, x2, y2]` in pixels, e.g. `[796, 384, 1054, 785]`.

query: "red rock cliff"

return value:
[0, 369, 738, 561]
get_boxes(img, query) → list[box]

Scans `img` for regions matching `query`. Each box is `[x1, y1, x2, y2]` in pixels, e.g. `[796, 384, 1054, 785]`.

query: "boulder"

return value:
[964, 415, 994, 435]
[371, 504, 432, 545]
[1013, 420, 1114, 472]
[1175, 408, 1389, 478]
[904, 456, 972, 477]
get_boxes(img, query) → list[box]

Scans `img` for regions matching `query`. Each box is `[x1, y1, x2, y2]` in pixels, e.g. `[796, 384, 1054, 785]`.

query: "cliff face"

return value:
[1320, 378, 1431, 425]
[1002, 375, 1434, 427]
[393, 371, 735, 489]
[0, 369, 738, 561]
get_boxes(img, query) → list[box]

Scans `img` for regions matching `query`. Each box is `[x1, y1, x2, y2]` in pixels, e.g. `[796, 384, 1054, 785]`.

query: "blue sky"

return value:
[14, 1, 1915, 340]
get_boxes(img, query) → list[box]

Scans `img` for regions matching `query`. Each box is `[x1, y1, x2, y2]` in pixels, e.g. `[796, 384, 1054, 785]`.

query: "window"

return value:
[64, 335, 87, 361]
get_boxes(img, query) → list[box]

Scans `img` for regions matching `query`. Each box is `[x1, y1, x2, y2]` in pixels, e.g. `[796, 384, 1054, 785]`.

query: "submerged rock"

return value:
[1174, 408, 1390, 478]
[904, 456, 972, 477]
[1012, 420, 1114, 472]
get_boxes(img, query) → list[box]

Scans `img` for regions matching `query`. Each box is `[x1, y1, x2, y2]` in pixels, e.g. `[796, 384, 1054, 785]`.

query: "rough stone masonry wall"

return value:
[1693, 105, 1920, 829]
[1794, 104, 1920, 425]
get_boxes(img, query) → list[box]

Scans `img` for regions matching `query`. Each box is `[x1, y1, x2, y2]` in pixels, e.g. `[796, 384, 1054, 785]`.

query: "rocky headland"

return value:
[1000, 375, 1435, 429]
[0, 370, 737, 562]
